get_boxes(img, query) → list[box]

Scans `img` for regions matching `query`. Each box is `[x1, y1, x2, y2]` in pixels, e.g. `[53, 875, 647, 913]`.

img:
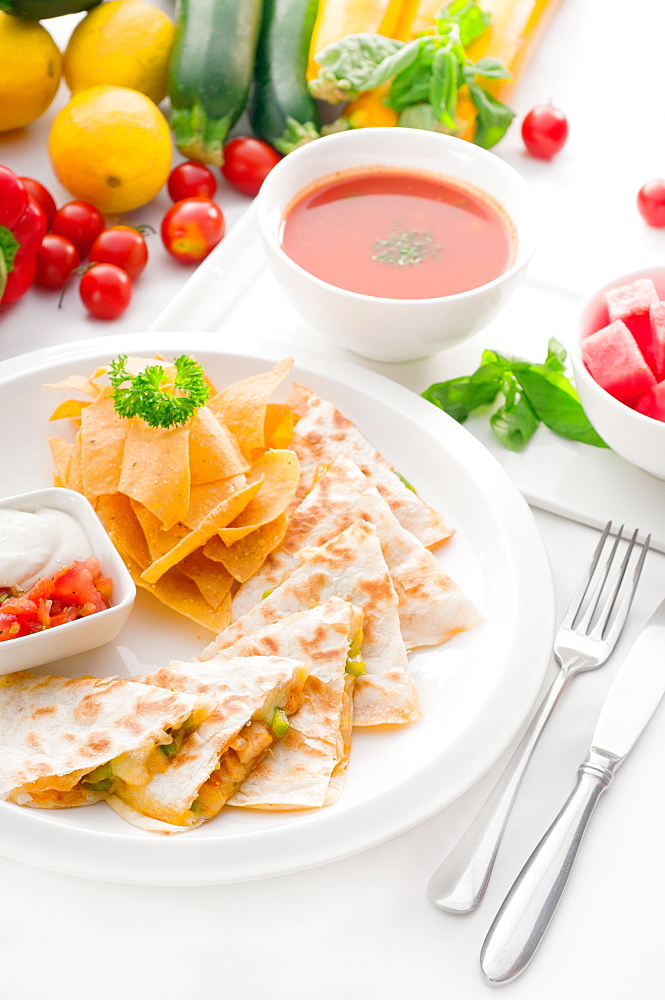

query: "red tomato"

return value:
[0, 165, 28, 229]
[168, 160, 217, 201]
[52, 200, 106, 256]
[79, 262, 132, 319]
[1, 249, 37, 305]
[521, 104, 569, 159]
[637, 180, 665, 228]
[11, 196, 47, 255]
[161, 197, 225, 263]
[35, 233, 81, 290]
[221, 137, 281, 197]
[18, 177, 57, 227]
[89, 226, 148, 280]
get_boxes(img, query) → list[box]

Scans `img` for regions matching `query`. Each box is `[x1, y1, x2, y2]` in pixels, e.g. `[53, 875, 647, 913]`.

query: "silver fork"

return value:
[428, 521, 650, 913]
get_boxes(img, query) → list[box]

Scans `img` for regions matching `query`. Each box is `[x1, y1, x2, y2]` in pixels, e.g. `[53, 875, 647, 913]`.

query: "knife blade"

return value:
[591, 596, 665, 762]
[481, 596, 665, 985]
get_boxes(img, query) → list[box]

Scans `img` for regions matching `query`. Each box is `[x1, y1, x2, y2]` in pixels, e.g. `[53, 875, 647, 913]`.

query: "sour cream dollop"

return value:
[0, 506, 93, 590]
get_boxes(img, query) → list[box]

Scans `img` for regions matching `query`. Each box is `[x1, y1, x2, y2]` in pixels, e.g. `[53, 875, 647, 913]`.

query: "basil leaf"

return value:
[429, 46, 459, 128]
[467, 57, 513, 81]
[309, 34, 419, 103]
[422, 362, 504, 422]
[397, 103, 446, 131]
[387, 38, 438, 110]
[438, 1, 491, 46]
[490, 388, 539, 451]
[512, 363, 608, 447]
[467, 82, 516, 148]
[545, 336, 567, 373]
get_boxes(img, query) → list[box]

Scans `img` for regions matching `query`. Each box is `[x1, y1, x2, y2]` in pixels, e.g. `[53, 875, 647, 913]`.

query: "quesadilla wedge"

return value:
[205, 520, 419, 727]
[287, 383, 452, 549]
[232, 456, 481, 649]
[201, 597, 364, 809]
[107, 655, 308, 832]
[0, 672, 213, 809]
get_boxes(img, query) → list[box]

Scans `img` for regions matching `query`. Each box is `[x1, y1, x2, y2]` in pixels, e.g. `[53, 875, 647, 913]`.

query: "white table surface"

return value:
[2, 2, 665, 997]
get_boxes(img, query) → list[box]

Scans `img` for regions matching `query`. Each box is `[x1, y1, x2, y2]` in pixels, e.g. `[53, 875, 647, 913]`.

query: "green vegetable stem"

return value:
[422, 338, 608, 451]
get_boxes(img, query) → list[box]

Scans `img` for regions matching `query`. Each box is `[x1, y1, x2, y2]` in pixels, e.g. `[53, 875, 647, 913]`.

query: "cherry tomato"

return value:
[18, 177, 57, 227]
[89, 226, 148, 280]
[161, 197, 225, 264]
[168, 160, 217, 202]
[221, 137, 281, 197]
[1, 249, 37, 305]
[52, 201, 106, 256]
[35, 234, 81, 290]
[0, 166, 28, 229]
[637, 180, 665, 228]
[521, 104, 569, 159]
[12, 196, 47, 255]
[79, 262, 132, 319]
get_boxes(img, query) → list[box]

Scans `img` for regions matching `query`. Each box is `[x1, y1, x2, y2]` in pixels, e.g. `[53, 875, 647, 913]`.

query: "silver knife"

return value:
[480, 597, 665, 985]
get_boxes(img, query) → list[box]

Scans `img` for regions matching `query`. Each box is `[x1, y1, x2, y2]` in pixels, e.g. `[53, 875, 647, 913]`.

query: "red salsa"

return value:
[0, 558, 112, 642]
[280, 167, 515, 300]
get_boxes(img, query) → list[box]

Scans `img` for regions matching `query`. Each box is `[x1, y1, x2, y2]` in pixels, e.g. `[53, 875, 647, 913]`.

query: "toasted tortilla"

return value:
[107, 655, 308, 832]
[287, 384, 452, 549]
[233, 456, 481, 649]
[206, 521, 419, 727]
[0, 672, 210, 809]
[201, 597, 363, 809]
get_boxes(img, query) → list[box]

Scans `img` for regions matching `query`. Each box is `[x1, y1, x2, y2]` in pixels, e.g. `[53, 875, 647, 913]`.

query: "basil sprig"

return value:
[422, 339, 608, 451]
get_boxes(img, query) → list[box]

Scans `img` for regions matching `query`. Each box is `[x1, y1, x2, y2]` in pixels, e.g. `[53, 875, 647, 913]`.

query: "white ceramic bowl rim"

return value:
[257, 128, 537, 306]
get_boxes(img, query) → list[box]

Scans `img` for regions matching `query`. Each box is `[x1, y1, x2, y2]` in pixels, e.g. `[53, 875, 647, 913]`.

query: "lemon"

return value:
[0, 12, 62, 133]
[48, 85, 172, 214]
[63, 0, 175, 105]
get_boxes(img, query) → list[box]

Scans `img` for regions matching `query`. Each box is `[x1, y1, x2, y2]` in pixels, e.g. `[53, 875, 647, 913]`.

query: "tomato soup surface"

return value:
[280, 167, 515, 300]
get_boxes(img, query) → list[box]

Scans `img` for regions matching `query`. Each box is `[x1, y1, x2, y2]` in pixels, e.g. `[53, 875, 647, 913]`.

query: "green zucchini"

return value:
[169, 0, 263, 166]
[0, 0, 100, 17]
[249, 0, 321, 154]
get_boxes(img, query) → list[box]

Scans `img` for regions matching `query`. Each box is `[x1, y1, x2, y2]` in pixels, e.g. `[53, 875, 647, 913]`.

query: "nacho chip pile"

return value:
[46, 357, 299, 632]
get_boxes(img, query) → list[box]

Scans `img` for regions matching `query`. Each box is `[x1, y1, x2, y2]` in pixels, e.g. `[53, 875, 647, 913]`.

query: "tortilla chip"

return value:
[67, 429, 84, 493]
[140, 478, 263, 584]
[204, 512, 288, 583]
[80, 390, 128, 498]
[47, 436, 74, 486]
[188, 406, 249, 484]
[95, 493, 151, 570]
[44, 374, 101, 398]
[178, 549, 235, 608]
[182, 476, 247, 530]
[207, 357, 293, 459]
[216, 450, 300, 546]
[49, 398, 91, 422]
[119, 418, 190, 530]
[264, 403, 296, 449]
[124, 549, 233, 632]
[129, 501, 189, 561]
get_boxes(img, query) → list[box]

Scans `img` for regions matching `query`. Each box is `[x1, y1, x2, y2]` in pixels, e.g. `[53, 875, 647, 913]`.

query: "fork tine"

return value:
[590, 527, 639, 638]
[574, 525, 624, 634]
[597, 532, 651, 647]
[561, 520, 613, 630]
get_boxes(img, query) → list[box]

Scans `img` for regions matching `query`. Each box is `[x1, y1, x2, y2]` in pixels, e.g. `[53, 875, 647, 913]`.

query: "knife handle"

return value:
[480, 749, 619, 985]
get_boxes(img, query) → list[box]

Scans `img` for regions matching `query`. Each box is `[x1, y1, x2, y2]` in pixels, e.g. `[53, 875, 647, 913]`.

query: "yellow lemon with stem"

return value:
[48, 85, 172, 214]
[63, 0, 175, 106]
[0, 12, 62, 133]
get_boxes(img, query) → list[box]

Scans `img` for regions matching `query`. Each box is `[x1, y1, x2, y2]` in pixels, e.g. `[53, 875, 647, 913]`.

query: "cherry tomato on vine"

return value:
[221, 137, 281, 197]
[35, 234, 81, 290]
[12, 196, 47, 255]
[79, 262, 132, 319]
[89, 226, 148, 280]
[168, 160, 217, 201]
[521, 104, 569, 159]
[0, 166, 28, 229]
[637, 180, 665, 228]
[161, 197, 225, 264]
[18, 177, 57, 227]
[52, 200, 105, 256]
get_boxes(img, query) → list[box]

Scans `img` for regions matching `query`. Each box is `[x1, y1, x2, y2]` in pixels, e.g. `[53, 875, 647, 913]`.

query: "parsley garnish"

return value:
[422, 338, 608, 451]
[109, 354, 210, 428]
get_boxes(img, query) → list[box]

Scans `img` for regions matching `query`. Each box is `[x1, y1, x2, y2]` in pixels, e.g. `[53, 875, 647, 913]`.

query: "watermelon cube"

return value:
[633, 380, 665, 422]
[605, 279, 659, 374]
[580, 319, 656, 402]
[650, 301, 665, 378]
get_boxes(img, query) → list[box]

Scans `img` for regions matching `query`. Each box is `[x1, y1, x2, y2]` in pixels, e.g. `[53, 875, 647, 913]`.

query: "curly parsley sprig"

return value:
[109, 354, 210, 428]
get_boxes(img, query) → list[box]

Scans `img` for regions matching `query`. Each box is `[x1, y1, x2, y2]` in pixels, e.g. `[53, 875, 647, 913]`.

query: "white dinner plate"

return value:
[0, 335, 555, 885]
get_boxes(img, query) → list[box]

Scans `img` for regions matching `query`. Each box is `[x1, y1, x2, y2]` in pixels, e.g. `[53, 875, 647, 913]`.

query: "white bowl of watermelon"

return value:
[571, 266, 665, 479]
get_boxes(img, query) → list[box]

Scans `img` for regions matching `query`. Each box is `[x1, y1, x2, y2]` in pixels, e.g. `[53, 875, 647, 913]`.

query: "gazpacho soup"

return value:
[280, 166, 516, 300]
